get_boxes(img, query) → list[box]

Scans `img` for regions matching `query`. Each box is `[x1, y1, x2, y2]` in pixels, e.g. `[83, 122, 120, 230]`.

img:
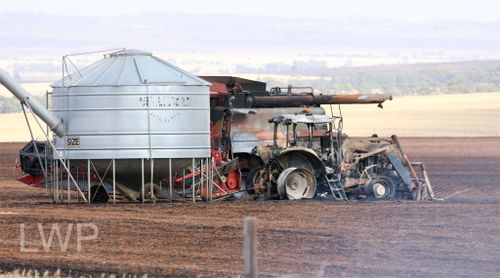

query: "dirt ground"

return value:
[0, 138, 499, 277]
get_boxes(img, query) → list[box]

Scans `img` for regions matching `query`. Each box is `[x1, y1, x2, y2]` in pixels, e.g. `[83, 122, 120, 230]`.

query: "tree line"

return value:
[253, 60, 500, 95]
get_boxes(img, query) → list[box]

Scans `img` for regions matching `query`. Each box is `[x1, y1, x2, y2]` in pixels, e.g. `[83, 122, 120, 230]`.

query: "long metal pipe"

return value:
[252, 93, 392, 108]
[0, 69, 64, 137]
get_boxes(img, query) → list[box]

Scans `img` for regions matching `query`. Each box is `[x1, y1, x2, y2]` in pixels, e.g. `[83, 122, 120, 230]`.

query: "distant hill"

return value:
[248, 60, 500, 95]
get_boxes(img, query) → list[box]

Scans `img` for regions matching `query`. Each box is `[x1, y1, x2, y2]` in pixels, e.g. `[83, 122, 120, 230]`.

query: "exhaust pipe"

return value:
[0, 69, 64, 137]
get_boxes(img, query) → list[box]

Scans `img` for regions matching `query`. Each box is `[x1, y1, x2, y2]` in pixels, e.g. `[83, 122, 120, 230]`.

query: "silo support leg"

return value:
[67, 160, 70, 202]
[141, 158, 145, 203]
[192, 158, 195, 203]
[112, 159, 116, 204]
[169, 158, 172, 203]
[87, 160, 91, 203]
[150, 158, 154, 202]
[182, 169, 186, 198]
[200, 159, 204, 201]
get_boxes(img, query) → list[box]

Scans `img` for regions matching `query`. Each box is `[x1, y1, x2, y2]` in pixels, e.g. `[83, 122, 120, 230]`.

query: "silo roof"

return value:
[52, 49, 210, 87]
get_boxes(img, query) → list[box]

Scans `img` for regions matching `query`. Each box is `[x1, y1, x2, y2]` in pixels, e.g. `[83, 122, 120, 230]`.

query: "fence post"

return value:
[243, 217, 257, 278]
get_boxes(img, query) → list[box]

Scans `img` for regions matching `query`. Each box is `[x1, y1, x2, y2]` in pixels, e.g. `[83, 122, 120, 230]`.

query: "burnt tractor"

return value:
[247, 112, 434, 201]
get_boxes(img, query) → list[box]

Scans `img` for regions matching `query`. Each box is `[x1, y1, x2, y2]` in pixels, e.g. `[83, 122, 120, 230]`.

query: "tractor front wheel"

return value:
[365, 176, 396, 200]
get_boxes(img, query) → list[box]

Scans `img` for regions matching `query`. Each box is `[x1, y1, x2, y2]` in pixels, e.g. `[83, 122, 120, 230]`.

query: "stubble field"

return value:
[0, 138, 498, 277]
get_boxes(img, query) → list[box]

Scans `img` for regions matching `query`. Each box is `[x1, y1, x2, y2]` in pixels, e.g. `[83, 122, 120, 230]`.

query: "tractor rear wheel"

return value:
[277, 168, 317, 200]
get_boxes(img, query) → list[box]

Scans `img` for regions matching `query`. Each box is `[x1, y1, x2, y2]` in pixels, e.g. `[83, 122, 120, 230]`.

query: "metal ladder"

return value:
[327, 175, 348, 201]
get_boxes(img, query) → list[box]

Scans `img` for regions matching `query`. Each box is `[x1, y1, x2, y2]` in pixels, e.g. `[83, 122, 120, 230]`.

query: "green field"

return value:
[0, 92, 498, 142]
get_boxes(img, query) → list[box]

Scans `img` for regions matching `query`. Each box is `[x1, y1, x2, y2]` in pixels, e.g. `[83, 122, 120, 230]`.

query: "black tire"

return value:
[90, 185, 109, 203]
[245, 166, 262, 195]
[365, 176, 396, 200]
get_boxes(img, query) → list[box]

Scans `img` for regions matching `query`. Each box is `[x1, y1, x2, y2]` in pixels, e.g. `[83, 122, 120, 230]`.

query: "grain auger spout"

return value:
[251, 93, 393, 108]
[0, 69, 64, 137]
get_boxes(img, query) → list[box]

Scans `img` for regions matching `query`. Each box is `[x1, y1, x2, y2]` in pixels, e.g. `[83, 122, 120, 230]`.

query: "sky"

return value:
[1, 0, 498, 22]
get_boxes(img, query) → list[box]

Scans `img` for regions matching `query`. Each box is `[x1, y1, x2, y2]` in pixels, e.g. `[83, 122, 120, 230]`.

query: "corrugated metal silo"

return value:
[50, 49, 210, 200]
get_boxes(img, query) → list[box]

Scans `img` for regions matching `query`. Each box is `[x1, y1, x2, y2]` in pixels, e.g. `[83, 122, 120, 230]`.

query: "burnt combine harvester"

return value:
[2, 49, 433, 203]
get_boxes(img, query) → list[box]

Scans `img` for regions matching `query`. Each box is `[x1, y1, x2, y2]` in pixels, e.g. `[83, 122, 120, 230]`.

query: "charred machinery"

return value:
[249, 114, 433, 200]
[201, 76, 433, 201]
[4, 50, 433, 203]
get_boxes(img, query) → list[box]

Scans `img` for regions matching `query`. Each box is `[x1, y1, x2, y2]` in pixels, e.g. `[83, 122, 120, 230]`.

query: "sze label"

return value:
[66, 137, 80, 148]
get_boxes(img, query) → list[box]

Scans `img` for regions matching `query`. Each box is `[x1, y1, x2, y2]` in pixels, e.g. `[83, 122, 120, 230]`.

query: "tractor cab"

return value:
[268, 113, 344, 169]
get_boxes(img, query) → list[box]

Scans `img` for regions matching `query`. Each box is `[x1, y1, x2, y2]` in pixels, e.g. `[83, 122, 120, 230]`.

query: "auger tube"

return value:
[0, 69, 64, 137]
[252, 93, 393, 108]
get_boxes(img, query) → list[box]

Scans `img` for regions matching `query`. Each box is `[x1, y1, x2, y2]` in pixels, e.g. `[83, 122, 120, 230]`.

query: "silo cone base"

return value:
[71, 158, 199, 202]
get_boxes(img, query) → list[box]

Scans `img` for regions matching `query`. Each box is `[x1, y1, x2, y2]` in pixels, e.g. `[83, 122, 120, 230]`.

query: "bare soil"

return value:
[0, 138, 499, 277]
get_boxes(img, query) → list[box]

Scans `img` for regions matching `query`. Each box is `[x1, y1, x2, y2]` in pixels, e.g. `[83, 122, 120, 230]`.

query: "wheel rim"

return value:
[373, 182, 387, 198]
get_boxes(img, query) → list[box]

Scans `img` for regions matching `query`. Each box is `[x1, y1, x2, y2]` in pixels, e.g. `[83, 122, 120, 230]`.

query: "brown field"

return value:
[326, 92, 500, 137]
[0, 138, 499, 277]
